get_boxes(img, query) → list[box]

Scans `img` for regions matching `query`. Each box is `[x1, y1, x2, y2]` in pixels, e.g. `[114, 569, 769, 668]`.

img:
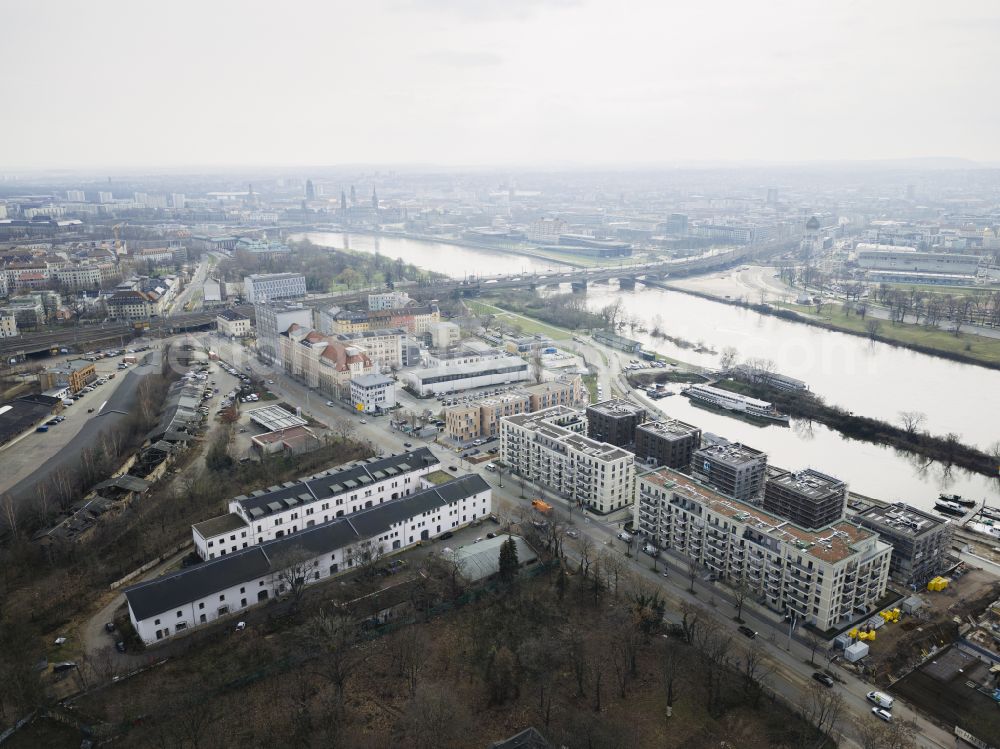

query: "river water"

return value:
[298, 231, 1000, 510]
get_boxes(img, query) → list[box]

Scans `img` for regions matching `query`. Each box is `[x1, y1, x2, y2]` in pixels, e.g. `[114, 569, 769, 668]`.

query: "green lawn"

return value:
[779, 303, 1000, 366]
[465, 300, 575, 340]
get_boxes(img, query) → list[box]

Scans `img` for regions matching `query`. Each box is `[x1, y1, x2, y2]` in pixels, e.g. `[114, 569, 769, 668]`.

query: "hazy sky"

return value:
[3, 0, 999, 169]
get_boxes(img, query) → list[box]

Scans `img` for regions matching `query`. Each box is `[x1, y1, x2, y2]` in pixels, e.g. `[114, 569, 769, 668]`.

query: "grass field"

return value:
[464, 299, 575, 340]
[779, 302, 1000, 366]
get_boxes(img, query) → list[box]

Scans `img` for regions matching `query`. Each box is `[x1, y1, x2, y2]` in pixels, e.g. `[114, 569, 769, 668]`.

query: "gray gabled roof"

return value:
[125, 473, 489, 622]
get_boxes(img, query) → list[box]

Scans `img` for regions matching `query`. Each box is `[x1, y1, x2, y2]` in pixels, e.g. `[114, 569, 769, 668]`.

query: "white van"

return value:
[866, 691, 893, 710]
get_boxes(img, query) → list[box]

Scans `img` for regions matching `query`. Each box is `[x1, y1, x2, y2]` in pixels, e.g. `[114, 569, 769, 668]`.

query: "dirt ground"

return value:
[866, 568, 1000, 684]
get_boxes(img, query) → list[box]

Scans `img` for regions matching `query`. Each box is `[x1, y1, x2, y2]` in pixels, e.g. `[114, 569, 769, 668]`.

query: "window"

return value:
[154, 618, 160, 625]
[198, 602, 205, 610]
[176, 611, 183, 617]
[219, 594, 225, 601]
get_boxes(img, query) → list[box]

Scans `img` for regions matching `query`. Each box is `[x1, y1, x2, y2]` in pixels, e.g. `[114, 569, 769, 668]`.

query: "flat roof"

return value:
[693, 441, 766, 466]
[855, 502, 947, 538]
[642, 467, 879, 564]
[217, 308, 248, 321]
[766, 468, 845, 500]
[587, 399, 646, 418]
[247, 405, 307, 431]
[448, 535, 537, 583]
[637, 418, 701, 439]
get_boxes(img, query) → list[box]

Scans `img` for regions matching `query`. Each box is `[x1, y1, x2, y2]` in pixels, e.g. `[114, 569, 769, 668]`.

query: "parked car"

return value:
[87, 408, 95, 413]
[812, 672, 834, 687]
[486, 532, 496, 539]
[115, 641, 127, 653]
[104, 622, 115, 633]
[616, 531, 633, 543]
[871, 708, 892, 723]
[403, 441, 413, 448]
[359, 419, 367, 424]
[737, 625, 757, 639]
[565, 529, 580, 539]
[448, 465, 458, 471]
[326, 401, 335, 406]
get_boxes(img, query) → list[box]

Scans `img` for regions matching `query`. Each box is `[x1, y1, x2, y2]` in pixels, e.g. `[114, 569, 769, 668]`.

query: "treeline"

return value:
[217, 238, 442, 293]
[482, 290, 606, 332]
[717, 377, 1000, 478]
[61, 529, 849, 748]
[669, 285, 1000, 372]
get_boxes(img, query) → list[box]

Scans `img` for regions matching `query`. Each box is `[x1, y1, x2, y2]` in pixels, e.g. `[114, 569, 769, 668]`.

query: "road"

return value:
[72, 332, 955, 746]
[1, 351, 161, 509]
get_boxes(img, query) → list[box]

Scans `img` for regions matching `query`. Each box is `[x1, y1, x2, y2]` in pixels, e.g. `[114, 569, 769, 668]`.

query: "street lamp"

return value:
[786, 611, 798, 651]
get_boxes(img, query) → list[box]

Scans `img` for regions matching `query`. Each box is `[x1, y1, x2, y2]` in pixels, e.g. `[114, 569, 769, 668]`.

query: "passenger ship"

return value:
[681, 384, 789, 424]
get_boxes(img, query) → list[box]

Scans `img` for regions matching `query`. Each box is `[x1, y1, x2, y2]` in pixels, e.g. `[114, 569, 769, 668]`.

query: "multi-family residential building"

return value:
[691, 441, 767, 502]
[501, 406, 636, 514]
[634, 419, 702, 469]
[586, 399, 647, 447]
[367, 290, 411, 310]
[192, 448, 440, 558]
[524, 375, 588, 412]
[0, 313, 17, 338]
[39, 359, 96, 393]
[216, 308, 251, 338]
[405, 354, 530, 397]
[763, 467, 847, 530]
[255, 302, 313, 364]
[320, 303, 440, 336]
[428, 321, 461, 349]
[350, 373, 396, 414]
[634, 467, 892, 631]
[243, 273, 307, 303]
[854, 503, 951, 587]
[331, 329, 405, 370]
[129, 473, 491, 643]
[52, 264, 102, 290]
[106, 290, 157, 320]
[280, 325, 373, 398]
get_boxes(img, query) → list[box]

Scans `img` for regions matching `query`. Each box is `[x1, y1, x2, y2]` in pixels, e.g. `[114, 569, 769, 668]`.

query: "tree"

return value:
[498, 536, 520, 583]
[205, 432, 234, 472]
[274, 549, 313, 608]
[660, 641, 686, 718]
[866, 319, 881, 341]
[899, 411, 927, 437]
[740, 643, 772, 708]
[719, 346, 739, 372]
[802, 682, 845, 747]
[304, 609, 369, 717]
[732, 574, 752, 623]
[804, 627, 826, 666]
[686, 555, 699, 593]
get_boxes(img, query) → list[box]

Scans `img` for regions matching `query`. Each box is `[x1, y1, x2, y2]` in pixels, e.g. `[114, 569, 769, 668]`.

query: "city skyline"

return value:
[3, 0, 1000, 169]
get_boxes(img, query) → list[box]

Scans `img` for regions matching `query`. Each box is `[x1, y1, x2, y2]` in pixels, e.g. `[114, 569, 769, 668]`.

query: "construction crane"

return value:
[112, 222, 127, 254]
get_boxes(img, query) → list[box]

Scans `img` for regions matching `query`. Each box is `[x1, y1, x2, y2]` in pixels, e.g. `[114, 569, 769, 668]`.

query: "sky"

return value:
[2, 0, 999, 169]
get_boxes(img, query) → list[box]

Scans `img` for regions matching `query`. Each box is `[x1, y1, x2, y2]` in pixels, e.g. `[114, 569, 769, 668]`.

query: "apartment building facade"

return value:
[131, 474, 491, 643]
[854, 502, 951, 586]
[586, 399, 647, 447]
[192, 448, 440, 559]
[279, 325, 373, 398]
[634, 419, 702, 469]
[634, 467, 892, 631]
[763, 468, 847, 530]
[691, 441, 767, 502]
[501, 406, 636, 514]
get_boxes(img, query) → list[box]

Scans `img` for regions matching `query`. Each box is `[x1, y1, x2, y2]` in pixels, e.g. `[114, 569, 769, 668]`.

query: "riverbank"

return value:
[714, 378, 1000, 479]
[663, 284, 1000, 371]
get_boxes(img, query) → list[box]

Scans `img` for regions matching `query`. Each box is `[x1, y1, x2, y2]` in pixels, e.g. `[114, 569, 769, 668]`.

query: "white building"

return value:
[501, 406, 636, 514]
[633, 467, 892, 631]
[66, 190, 86, 202]
[171, 193, 186, 210]
[0, 313, 17, 338]
[404, 354, 530, 397]
[350, 373, 396, 414]
[331, 328, 405, 370]
[243, 273, 307, 304]
[855, 245, 981, 276]
[254, 302, 313, 364]
[216, 309, 251, 338]
[368, 290, 411, 311]
[53, 264, 102, 290]
[128, 473, 491, 643]
[97, 191, 113, 204]
[428, 321, 460, 349]
[192, 448, 440, 559]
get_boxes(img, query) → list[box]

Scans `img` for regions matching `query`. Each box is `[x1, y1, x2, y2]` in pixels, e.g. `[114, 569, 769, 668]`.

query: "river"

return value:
[297, 231, 1000, 510]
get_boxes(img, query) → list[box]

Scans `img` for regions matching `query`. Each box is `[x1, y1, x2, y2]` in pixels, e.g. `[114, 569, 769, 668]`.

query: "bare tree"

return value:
[741, 643, 772, 707]
[388, 625, 427, 697]
[686, 555, 699, 593]
[899, 411, 927, 437]
[274, 550, 314, 608]
[719, 346, 739, 372]
[660, 641, 686, 719]
[803, 627, 826, 666]
[304, 609, 369, 717]
[866, 319, 881, 341]
[732, 573, 752, 623]
[802, 682, 845, 748]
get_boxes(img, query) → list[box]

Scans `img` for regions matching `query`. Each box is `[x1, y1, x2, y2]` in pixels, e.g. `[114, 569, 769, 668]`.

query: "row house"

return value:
[128, 473, 491, 643]
[192, 448, 440, 559]
[501, 406, 636, 514]
[634, 467, 892, 632]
